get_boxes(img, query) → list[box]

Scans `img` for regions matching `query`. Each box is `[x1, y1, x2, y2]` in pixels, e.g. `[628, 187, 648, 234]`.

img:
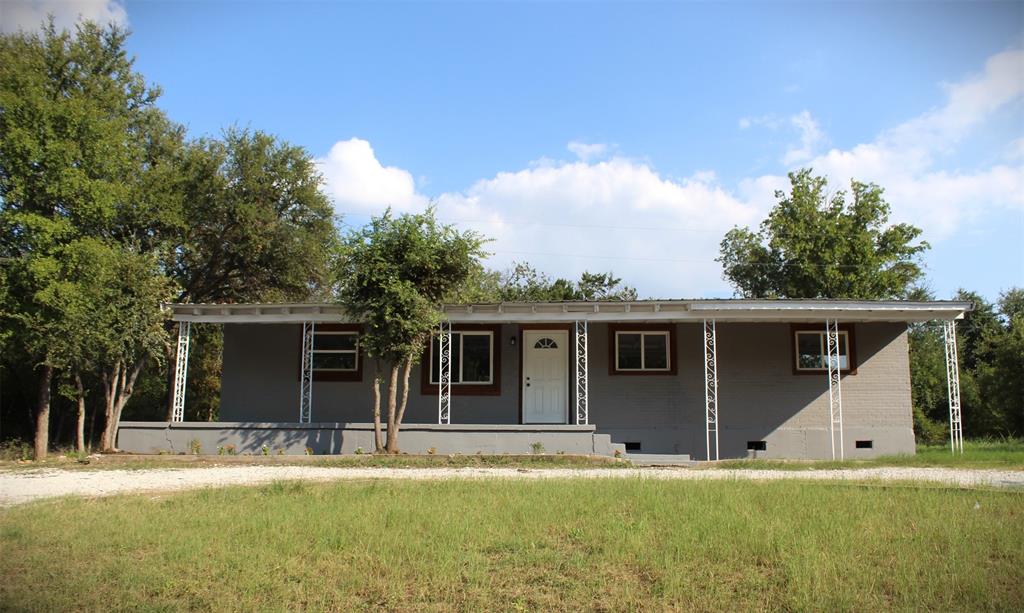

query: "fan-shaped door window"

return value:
[533, 337, 559, 349]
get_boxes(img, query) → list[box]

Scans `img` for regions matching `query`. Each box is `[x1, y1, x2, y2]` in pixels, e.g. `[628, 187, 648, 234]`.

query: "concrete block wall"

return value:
[215, 320, 915, 459]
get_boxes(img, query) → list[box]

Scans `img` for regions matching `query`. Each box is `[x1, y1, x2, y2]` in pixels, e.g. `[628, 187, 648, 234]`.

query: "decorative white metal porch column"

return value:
[825, 319, 844, 460]
[943, 320, 964, 454]
[437, 319, 452, 424]
[703, 319, 720, 461]
[170, 322, 191, 423]
[574, 320, 589, 425]
[299, 321, 315, 423]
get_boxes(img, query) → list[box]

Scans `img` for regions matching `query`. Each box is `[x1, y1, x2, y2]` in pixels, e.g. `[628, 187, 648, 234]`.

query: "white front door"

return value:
[522, 330, 569, 424]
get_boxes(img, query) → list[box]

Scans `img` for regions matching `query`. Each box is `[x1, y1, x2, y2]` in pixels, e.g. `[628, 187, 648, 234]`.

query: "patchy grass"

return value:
[716, 438, 1024, 471]
[0, 452, 628, 472]
[1, 480, 1022, 611]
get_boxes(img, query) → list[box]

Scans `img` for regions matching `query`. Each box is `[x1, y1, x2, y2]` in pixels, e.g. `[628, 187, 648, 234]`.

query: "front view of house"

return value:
[118, 299, 970, 460]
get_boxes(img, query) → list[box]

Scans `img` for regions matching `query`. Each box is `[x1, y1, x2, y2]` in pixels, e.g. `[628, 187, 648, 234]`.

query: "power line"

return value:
[489, 250, 887, 269]
[336, 210, 723, 234]
[338, 213, 915, 270]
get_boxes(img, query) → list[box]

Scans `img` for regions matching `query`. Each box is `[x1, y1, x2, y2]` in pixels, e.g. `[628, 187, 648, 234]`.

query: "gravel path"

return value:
[1, 466, 1022, 507]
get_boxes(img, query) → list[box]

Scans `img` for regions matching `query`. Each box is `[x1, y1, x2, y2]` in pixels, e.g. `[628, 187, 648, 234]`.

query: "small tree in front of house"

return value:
[336, 209, 487, 453]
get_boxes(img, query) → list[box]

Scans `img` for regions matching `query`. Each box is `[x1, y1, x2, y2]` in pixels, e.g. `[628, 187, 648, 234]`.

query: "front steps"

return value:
[626, 453, 695, 466]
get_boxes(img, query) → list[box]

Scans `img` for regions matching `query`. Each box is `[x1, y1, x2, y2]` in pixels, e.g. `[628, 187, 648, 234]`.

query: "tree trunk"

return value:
[393, 355, 414, 439]
[88, 397, 99, 450]
[74, 372, 86, 454]
[101, 357, 146, 453]
[100, 361, 121, 452]
[34, 365, 53, 460]
[384, 364, 400, 454]
[372, 362, 384, 452]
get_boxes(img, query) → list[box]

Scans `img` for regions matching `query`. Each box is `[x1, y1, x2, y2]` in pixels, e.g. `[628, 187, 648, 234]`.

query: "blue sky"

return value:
[6, 1, 1023, 301]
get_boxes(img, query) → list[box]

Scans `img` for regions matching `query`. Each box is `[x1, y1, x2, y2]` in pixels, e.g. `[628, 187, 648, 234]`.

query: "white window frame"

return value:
[430, 330, 495, 385]
[614, 331, 671, 372]
[794, 330, 850, 372]
[312, 331, 359, 372]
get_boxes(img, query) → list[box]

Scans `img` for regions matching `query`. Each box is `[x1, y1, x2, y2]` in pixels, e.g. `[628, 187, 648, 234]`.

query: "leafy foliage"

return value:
[336, 208, 487, 452]
[466, 262, 638, 302]
[910, 288, 1024, 441]
[718, 169, 929, 299]
[337, 208, 487, 363]
[167, 128, 338, 304]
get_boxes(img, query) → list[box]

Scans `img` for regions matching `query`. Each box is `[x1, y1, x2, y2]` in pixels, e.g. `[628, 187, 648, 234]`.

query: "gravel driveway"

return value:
[1, 465, 1022, 507]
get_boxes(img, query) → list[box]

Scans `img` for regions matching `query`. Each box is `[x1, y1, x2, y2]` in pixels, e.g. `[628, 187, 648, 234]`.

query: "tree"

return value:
[488, 262, 637, 302]
[907, 287, 1024, 442]
[718, 169, 929, 299]
[0, 20, 177, 458]
[336, 209, 487, 453]
[159, 128, 338, 418]
[25, 239, 172, 452]
[972, 289, 1024, 437]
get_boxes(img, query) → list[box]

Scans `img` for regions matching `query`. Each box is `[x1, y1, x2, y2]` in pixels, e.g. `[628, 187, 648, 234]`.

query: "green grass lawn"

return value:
[717, 438, 1024, 471]
[1, 480, 1022, 611]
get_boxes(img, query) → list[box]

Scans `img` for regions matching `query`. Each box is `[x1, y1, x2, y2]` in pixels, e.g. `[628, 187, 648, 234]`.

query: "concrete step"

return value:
[626, 453, 695, 467]
[591, 433, 624, 457]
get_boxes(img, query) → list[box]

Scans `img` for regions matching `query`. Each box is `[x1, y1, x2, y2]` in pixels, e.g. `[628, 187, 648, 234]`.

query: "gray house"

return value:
[118, 299, 970, 460]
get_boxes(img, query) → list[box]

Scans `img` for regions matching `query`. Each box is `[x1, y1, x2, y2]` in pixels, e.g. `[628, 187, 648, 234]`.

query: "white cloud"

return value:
[434, 155, 760, 297]
[782, 110, 825, 165]
[316, 138, 427, 213]
[791, 46, 1024, 238]
[322, 45, 1023, 297]
[0, 0, 127, 34]
[567, 141, 610, 162]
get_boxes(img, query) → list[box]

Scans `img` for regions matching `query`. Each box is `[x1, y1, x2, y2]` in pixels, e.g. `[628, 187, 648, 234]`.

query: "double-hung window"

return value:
[794, 329, 851, 372]
[305, 325, 362, 381]
[429, 330, 495, 385]
[611, 327, 674, 374]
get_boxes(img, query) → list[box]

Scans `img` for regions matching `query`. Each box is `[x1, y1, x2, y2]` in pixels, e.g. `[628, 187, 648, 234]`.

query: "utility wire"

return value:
[337, 210, 721, 234]
[338, 214, 919, 270]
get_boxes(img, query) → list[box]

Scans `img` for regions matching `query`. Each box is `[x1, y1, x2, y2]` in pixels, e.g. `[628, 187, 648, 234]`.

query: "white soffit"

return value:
[167, 300, 971, 324]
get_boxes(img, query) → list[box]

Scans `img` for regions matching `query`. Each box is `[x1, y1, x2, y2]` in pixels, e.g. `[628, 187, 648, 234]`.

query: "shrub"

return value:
[189, 439, 202, 455]
[914, 407, 949, 446]
[0, 440, 33, 461]
[530, 442, 545, 455]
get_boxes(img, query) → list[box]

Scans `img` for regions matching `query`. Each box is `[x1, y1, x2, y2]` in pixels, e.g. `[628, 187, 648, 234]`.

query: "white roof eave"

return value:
[166, 300, 971, 324]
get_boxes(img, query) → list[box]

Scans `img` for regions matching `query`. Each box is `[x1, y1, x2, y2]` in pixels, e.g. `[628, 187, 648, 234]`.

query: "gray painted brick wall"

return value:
[219, 321, 915, 459]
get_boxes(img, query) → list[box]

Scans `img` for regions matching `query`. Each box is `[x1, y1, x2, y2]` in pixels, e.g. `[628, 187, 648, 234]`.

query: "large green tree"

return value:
[0, 20, 179, 458]
[159, 128, 338, 419]
[718, 169, 929, 299]
[336, 209, 487, 453]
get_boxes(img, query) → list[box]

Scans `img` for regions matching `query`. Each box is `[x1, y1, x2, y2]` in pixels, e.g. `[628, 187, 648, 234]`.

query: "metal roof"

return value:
[166, 299, 971, 324]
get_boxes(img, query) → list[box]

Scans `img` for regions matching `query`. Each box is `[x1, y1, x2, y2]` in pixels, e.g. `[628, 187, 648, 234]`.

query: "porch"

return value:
[117, 421, 619, 456]
[120, 299, 971, 460]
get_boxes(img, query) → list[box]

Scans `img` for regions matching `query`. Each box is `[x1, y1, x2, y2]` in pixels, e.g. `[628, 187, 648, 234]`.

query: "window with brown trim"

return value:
[421, 324, 502, 395]
[790, 324, 857, 375]
[429, 331, 495, 385]
[608, 324, 677, 375]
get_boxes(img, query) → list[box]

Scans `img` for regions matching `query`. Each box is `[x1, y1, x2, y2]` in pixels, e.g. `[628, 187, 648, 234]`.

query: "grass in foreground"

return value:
[1, 480, 1022, 611]
[717, 438, 1024, 471]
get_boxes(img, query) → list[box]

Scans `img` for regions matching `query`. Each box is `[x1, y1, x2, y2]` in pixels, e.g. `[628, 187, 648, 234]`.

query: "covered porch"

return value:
[118, 299, 970, 459]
